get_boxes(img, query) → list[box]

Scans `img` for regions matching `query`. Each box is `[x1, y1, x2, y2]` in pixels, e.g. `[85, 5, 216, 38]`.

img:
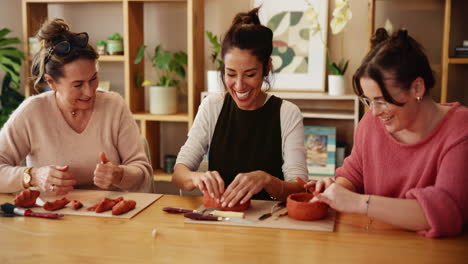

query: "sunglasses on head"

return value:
[47, 32, 89, 58]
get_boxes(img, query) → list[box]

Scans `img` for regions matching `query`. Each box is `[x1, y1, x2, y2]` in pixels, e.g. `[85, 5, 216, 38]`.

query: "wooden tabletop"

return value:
[0, 193, 466, 263]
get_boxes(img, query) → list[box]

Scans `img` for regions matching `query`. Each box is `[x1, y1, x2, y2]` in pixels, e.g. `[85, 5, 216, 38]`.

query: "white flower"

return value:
[384, 19, 394, 36]
[330, 0, 352, 34]
[304, 8, 319, 26]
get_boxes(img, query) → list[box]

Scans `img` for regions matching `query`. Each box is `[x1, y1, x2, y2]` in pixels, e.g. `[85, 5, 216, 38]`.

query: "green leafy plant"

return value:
[96, 40, 106, 46]
[107, 33, 122, 41]
[134, 45, 187, 88]
[205, 31, 222, 69]
[327, 58, 348, 75]
[0, 28, 25, 128]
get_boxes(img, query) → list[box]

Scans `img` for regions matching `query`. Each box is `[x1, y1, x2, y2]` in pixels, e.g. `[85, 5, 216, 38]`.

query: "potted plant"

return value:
[0, 28, 25, 129]
[107, 33, 123, 55]
[205, 31, 224, 93]
[134, 44, 187, 114]
[305, 0, 352, 95]
[96, 40, 107, 55]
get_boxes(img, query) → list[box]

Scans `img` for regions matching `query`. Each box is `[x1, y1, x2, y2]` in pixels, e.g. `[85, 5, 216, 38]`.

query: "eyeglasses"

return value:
[359, 97, 390, 109]
[46, 32, 89, 60]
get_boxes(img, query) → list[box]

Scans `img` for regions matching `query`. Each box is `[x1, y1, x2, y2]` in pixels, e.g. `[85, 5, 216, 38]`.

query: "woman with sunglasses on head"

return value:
[303, 28, 468, 238]
[0, 19, 153, 194]
[172, 8, 307, 207]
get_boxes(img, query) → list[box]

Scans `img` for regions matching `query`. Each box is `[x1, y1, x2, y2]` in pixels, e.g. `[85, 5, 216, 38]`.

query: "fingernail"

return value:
[220, 198, 224, 203]
[216, 199, 220, 203]
[221, 202, 227, 207]
[228, 203, 233, 208]
[210, 193, 214, 198]
[240, 200, 244, 204]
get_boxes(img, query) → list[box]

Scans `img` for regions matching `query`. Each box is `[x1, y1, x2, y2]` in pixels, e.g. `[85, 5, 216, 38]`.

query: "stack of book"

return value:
[455, 43, 468, 58]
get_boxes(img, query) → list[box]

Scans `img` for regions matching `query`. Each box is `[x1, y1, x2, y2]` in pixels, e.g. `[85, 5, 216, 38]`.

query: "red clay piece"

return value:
[112, 200, 136, 215]
[43, 197, 70, 211]
[71, 200, 83, 210]
[202, 192, 250, 212]
[14, 189, 40, 208]
[287, 192, 328, 221]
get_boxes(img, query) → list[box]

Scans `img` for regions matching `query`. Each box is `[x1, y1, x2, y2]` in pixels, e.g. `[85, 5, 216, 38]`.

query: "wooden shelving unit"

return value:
[441, 0, 468, 105]
[22, 0, 205, 182]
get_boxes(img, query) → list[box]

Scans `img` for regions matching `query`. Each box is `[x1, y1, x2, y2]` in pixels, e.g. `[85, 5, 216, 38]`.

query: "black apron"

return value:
[208, 94, 284, 200]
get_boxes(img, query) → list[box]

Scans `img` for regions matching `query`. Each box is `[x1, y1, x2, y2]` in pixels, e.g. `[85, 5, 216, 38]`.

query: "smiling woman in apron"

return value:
[172, 8, 308, 208]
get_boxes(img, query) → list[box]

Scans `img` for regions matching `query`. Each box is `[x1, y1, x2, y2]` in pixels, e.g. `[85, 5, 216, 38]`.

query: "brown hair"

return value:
[220, 8, 273, 90]
[31, 18, 98, 92]
[353, 28, 435, 106]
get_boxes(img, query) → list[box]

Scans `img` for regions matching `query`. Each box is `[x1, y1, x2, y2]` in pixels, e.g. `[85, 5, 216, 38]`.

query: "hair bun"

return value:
[397, 28, 408, 40]
[36, 18, 70, 47]
[232, 7, 261, 26]
[371, 28, 389, 48]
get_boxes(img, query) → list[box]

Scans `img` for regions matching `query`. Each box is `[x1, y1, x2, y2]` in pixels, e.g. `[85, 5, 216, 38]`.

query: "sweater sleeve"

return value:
[334, 113, 367, 193]
[113, 97, 153, 193]
[175, 95, 213, 171]
[280, 101, 307, 182]
[405, 138, 468, 238]
[0, 99, 33, 193]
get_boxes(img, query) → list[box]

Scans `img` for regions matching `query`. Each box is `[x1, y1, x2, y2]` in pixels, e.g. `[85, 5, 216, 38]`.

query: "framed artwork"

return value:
[304, 126, 336, 177]
[252, 0, 328, 91]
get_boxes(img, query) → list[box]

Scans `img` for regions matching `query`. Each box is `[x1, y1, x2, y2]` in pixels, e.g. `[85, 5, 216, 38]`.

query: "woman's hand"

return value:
[313, 182, 367, 214]
[32, 165, 75, 195]
[221, 171, 270, 208]
[93, 152, 123, 189]
[192, 171, 225, 201]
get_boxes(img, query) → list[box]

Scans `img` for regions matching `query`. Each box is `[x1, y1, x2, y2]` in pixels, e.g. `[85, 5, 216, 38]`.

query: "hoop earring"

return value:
[416, 96, 422, 102]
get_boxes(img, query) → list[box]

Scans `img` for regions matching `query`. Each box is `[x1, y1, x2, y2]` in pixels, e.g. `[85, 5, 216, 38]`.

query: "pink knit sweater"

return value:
[336, 103, 468, 238]
[0, 91, 153, 193]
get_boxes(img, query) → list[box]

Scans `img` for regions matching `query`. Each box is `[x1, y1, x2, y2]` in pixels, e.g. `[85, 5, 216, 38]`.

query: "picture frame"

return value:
[252, 0, 328, 91]
[304, 126, 336, 177]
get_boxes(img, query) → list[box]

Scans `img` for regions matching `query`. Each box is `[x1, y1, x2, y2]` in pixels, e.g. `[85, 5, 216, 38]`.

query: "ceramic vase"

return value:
[328, 74, 345, 96]
[148, 86, 177, 114]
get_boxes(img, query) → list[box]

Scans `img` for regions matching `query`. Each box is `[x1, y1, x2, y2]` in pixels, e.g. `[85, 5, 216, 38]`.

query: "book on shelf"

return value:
[304, 126, 336, 178]
[454, 46, 468, 58]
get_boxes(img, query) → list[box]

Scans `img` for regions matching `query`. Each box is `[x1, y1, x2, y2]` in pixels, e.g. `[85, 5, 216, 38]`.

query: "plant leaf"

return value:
[0, 37, 21, 47]
[134, 45, 146, 64]
[0, 28, 12, 39]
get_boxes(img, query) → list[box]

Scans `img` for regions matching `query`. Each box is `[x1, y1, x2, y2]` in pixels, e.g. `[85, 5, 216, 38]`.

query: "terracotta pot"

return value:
[202, 192, 250, 212]
[287, 192, 328, 221]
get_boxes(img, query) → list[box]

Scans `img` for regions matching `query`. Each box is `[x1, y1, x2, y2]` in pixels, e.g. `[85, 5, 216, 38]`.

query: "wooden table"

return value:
[1, 194, 466, 264]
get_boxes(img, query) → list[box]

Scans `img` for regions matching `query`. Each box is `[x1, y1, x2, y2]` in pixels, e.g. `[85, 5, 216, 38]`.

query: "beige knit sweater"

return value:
[0, 91, 153, 193]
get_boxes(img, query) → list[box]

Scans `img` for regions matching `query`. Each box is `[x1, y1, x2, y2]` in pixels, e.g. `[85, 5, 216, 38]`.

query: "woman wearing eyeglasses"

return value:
[302, 28, 468, 238]
[0, 19, 153, 194]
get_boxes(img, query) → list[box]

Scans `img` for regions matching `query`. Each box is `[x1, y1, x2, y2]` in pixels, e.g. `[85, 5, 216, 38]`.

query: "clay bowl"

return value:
[202, 192, 250, 212]
[287, 192, 328, 221]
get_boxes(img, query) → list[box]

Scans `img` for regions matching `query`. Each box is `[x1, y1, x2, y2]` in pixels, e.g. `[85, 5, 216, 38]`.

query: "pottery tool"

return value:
[258, 201, 286, 220]
[0, 203, 63, 219]
[184, 212, 255, 225]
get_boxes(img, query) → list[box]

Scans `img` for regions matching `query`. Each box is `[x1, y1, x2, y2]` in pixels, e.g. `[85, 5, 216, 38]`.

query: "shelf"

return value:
[154, 169, 172, 182]
[133, 112, 190, 122]
[449, 58, 468, 64]
[98, 55, 125, 62]
[129, 0, 186, 2]
[302, 110, 355, 120]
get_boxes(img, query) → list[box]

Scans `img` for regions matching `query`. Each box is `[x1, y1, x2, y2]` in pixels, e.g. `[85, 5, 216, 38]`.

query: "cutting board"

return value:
[33, 190, 162, 219]
[185, 199, 335, 232]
